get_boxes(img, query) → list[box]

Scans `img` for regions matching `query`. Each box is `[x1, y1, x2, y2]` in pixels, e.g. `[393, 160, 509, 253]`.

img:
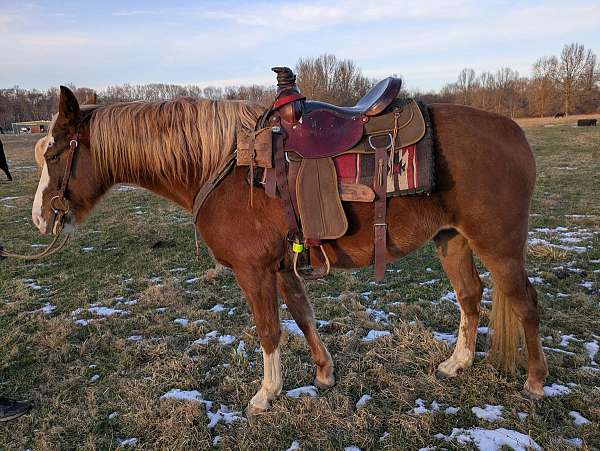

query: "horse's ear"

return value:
[84, 92, 97, 105]
[58, 86, 80, 123]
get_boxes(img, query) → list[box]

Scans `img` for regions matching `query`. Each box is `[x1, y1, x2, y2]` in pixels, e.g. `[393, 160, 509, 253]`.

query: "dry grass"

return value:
[1, 126, 599, 449]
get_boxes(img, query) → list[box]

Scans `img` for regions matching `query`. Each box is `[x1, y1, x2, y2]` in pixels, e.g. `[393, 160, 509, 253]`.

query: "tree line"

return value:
[1, 43, 598, 131]
[419, 43, 599, 118]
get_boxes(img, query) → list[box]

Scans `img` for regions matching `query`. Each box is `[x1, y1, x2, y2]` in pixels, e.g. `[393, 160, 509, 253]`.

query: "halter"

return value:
[47, 132, 80, 236]
[0, 129, 80, 261]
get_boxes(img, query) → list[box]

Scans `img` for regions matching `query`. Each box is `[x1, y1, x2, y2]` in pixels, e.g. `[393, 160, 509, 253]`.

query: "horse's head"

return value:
[32, 87, 105, 235]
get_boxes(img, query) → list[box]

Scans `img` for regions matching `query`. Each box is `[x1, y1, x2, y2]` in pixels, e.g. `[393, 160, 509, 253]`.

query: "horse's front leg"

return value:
[276, 269, 335, 388]
[234, 267, 282, 415]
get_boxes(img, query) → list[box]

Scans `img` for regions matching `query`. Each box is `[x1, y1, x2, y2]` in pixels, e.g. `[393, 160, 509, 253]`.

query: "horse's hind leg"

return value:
[276, 270, 335, 388]
[233, 267, 283, 414]
[434, 230, 483, 377]
[473, 250, 548, 399]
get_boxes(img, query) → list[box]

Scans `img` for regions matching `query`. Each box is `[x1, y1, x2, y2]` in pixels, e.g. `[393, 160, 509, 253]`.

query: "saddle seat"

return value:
[270, 74, 403, 159]
[303, 77, 402, 117]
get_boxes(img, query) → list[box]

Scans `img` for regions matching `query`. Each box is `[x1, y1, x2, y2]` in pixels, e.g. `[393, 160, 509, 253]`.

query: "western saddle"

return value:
[194, 67, 429, 282]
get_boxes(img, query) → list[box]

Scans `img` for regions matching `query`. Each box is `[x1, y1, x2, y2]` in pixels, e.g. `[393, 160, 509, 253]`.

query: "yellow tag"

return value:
[292, 242, 304, 253]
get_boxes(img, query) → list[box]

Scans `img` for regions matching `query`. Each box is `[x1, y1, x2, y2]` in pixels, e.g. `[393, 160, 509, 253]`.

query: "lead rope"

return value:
[0, 234, 71, 261]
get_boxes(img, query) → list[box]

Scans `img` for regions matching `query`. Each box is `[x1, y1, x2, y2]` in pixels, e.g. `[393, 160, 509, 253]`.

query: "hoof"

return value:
[246, 403, 268, 418]
[314, 372, 336, 390]
[436, 364, 460, 379]
[522, 381, 544, 401]
[435, 369, 455, 380]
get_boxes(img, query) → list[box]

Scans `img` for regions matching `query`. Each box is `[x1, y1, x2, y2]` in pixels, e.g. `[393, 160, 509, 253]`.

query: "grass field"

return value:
[0, 123, 599, 450]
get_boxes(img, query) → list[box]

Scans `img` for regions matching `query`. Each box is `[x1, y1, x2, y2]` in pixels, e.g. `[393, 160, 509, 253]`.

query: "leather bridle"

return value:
[0, 129, 81, 261]
[47, 131, 80, 236]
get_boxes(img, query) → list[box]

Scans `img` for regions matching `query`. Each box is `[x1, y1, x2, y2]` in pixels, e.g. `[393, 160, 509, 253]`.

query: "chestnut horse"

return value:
[30, 86, 546, 414]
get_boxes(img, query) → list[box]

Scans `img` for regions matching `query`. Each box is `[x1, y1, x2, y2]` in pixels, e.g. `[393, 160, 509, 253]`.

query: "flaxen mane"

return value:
[90, 97, 264, 186]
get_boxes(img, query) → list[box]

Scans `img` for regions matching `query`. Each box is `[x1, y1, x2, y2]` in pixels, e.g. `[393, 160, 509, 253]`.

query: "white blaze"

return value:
[32, 135, 54, 233]
[32, 162, 50, 233]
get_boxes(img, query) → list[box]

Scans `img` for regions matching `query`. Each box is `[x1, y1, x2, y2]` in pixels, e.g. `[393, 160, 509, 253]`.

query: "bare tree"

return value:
[456, 68, 478, 105]
[556, 43, 596, 115]
[531, 56, 558, 117]
[295, 54, 373, 105]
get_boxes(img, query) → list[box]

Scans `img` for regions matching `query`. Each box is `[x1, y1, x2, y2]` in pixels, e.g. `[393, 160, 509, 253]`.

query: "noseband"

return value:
[0, 131, 80, 261]
[47, 134, 79, 236]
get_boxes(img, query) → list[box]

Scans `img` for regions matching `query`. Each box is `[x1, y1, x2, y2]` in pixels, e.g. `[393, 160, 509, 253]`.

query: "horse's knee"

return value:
[258, 329, 281, 353]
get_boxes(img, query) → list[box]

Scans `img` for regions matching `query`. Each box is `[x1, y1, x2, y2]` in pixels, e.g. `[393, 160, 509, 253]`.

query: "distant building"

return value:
[12, 120, 51, 134]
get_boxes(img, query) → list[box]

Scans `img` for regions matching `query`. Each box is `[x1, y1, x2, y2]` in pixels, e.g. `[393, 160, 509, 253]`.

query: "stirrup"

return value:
[293, 244, 331, 281]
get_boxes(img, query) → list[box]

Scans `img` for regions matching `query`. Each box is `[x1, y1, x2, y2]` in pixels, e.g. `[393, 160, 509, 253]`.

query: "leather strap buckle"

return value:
[368, 133, 393, 151]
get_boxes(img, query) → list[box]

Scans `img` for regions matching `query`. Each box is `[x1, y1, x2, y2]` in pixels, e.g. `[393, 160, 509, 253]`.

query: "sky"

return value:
[1, 0, 599, 92]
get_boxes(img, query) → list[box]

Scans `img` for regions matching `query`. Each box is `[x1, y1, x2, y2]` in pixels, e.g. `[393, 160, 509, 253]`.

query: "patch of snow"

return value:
[413, 398, 460, 415]
[472, 405, 504, 422]
[584, 340, 598, 365]
[81, 246, 94, 252]
[206, 404, 244, 429]
[543, 383, 572, 397]
[127, 335, 143, 342]
[212, 436, 221, 445]
[543, 346, 575, 356]
[169, 267, 187, 272]
[379, 432, 390, 442]
[88, 306, 128, 317]
[286, 385, 318, 398]
[356, 394, 372, 409]
[282, 319, 303, 337]
[118, 438, 138, 448]
[559, 334, 580, 348]
[419, 279, 440, 286]
[437, 427, 541, 451]
[344, 447, 361, 451]
[580, 281, 593, 289]
[362, 330, 391, 342]
[517, 412, 528, 420]
[160, 389, 203, 403]
[173, 318, 189, 327]
[34, 303, 56, 315]
[218, 335, 236, 345]
[185, 277, 200, 284]
[116, 185, 137, 192]
[193, 331, 235, 346]
[108, 411, 119, 420]
[208, 303, 226, 313]
[235, 340, 247, 357]
[316, 320, 330, 328]
[528, 276, 544, 284]
[565, 438, 584, 448]
[433, 331, 457, 346]
[366, 308, 389, 322]
[569, 411, 591, 426]
[286, 440, 301, 451]
[90, 374, 100, 382]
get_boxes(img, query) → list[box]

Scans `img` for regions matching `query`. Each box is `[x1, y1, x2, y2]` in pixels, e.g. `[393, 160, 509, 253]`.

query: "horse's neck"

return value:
[116, 175, 201, 213]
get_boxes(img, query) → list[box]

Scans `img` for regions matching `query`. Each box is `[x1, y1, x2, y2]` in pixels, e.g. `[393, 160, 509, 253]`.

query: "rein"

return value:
[0, 131, 80, 261]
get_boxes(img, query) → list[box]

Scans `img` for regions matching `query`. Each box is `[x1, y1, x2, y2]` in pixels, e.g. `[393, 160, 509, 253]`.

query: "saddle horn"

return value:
[271, 67, 297, 93]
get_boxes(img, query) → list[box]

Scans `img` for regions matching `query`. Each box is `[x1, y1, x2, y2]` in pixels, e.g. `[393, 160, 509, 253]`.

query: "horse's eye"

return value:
[47, 141, 53, 148]
[49, 154, 59, 162]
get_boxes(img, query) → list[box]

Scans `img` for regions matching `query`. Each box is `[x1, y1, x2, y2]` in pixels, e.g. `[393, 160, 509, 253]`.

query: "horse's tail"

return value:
[489, 283, 521, 373]
[488, 247, 527, 373]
